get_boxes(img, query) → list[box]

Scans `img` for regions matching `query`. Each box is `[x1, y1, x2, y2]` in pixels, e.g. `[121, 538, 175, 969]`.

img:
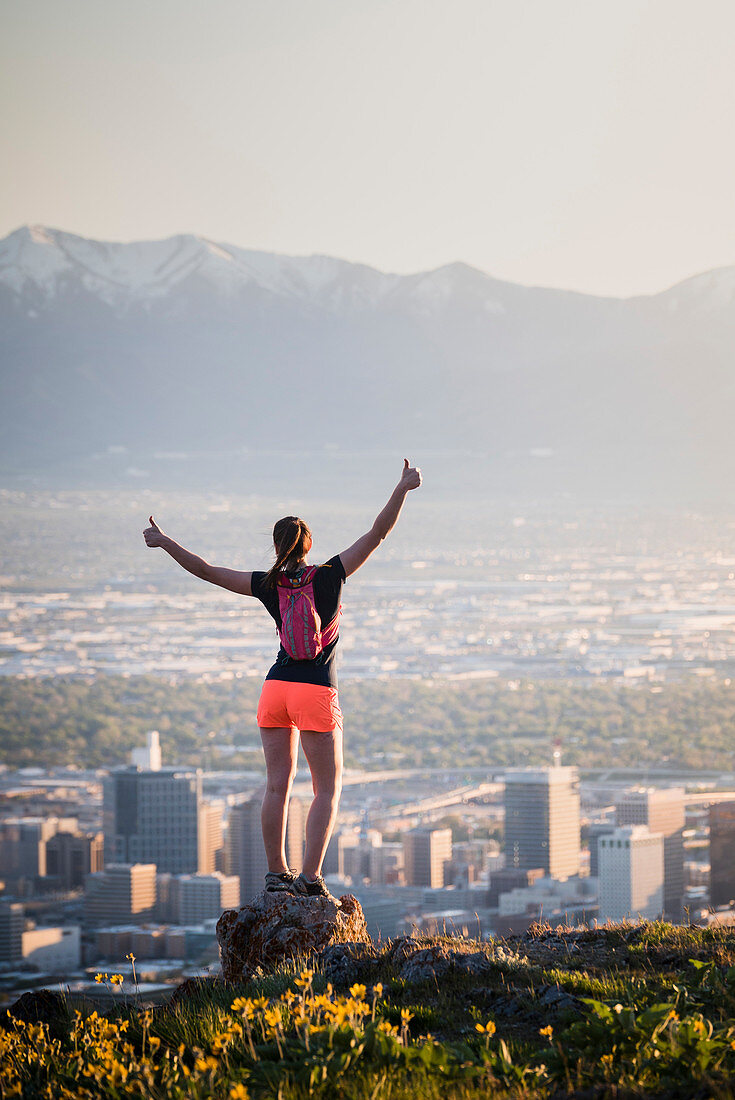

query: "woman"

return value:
[143, 458, 422, 901]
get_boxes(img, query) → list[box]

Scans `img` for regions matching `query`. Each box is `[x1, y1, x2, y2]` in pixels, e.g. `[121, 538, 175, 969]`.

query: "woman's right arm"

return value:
[143, 516, 253, 595]
[339, 459, 422, 578]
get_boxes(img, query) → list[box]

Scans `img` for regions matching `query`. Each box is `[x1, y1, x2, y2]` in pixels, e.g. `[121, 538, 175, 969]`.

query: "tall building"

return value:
[616, 788, 685, 920]
[598, 826, 664, 922]
[84, 863, 157, 926]
[0, 902, 24, 964]
[46, 830, 104, 889]
[0, 817, 75, 879]
[228, 794, 304, 904]
[709, 800, 735, 909]
[504, 767, 581, 881]
[103, 767, 207, 874]
[587, 822, 617, 879]
[403, 828, 452, 888]
[198, 800, 225, 874]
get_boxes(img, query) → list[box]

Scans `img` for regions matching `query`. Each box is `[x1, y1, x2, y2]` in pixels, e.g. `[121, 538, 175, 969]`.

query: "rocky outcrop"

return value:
[216, 891, 368, 982]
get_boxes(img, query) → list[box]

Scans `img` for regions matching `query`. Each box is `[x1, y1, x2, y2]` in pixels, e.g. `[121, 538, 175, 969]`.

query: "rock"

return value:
[453, 950, 495, 978]
[386, 936, 422, 963]
[216, 891, 368, 982]
[319, 941, 378, 987]
[398, 945, 453, 984]
[3, 989, 69, 1037]
[540, 985, 580, 1013]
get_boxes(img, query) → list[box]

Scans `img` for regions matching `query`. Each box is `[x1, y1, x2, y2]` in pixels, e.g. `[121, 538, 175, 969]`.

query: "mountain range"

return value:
[1, 225, 734, 500]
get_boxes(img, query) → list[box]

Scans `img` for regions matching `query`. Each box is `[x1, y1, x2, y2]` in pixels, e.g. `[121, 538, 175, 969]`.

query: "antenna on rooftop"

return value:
[552, 738, 562, 768]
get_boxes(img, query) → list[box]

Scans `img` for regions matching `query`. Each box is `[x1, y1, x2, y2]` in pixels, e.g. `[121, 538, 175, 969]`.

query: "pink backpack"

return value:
[276, 566, 341, 660]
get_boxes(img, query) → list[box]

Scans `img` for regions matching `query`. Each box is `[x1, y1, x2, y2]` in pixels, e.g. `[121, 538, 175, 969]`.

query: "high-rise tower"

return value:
[503, 767, 581, 881]
[227, 795, 304, 904]
[616, 788, 685, 921]
[103, 767, 205, 874]
[598, 826, 664, 922]
[709, 800, 735, 909]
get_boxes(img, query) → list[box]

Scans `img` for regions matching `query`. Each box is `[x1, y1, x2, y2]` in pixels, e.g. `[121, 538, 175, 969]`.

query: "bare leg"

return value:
[299, 728, 343, 879]
[260, 727, 299, 873]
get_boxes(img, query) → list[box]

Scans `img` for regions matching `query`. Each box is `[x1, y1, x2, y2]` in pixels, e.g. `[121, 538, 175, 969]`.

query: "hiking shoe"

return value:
[294, 872, 341, 904]
[264, 869, 298, 894]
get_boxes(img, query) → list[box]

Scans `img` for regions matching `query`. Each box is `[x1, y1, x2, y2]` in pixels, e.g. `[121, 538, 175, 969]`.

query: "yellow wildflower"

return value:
[110, 974, 124, 986]
[373, 982, 384, 998]
[230, 1086, 249, 1100]
[475, 1020, 496, 1036]
[539, 1025, 554, 1039]
[400, 1008, 414, 1025]
[349, 983, 367, 1000]
[94, 974, 106, 983]
[195, 1055, 219, 1072]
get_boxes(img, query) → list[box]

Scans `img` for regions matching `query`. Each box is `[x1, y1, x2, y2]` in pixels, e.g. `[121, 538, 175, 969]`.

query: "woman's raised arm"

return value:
[143, 516, 253, 595]
[339, 459, 422, 578]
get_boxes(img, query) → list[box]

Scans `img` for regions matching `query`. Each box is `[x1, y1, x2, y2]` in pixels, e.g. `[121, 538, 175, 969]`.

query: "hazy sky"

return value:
[2, 0, 734, 296]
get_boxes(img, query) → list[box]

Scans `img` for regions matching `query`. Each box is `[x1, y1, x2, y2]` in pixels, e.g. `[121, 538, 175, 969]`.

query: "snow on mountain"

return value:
[0, 226, 403, 312]
[2, 225, 734, 321]
[0, 225, 605, 318]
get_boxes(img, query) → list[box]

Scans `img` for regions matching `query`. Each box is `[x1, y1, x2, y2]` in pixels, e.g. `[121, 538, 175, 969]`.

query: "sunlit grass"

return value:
[4, 923, 735, 1098]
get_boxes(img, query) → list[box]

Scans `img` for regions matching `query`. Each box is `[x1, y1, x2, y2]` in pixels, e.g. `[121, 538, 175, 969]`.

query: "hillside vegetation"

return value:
[3, 922, 735, 1098]
[2, 674, 735, 773]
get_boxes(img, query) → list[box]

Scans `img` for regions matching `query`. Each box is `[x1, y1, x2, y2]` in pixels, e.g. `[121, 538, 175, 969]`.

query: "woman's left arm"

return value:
[143, 516, 253, 595]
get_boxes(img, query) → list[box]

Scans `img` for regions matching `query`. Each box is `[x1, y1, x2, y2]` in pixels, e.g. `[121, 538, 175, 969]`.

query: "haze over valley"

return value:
[2, 226, 735, 502]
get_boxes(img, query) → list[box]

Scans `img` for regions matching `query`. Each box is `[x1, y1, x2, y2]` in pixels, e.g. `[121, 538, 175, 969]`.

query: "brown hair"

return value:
[263, 516, 312, 589]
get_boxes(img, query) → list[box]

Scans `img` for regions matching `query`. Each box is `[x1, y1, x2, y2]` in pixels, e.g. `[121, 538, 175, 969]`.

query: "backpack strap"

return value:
[277, 565, 318, 590]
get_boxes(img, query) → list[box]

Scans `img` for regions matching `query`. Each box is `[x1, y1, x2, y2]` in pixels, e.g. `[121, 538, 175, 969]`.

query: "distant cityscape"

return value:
[4, 490, 735, 683]
[2, 730, 734, 1007]
[3, 492, 735, 1004]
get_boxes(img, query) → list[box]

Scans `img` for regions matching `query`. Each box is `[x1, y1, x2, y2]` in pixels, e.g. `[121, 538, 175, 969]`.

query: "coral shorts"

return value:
[257, 680, 343, 733]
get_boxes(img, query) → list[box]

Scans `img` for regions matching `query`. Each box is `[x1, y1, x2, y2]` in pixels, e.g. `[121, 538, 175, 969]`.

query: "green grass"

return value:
[3, 921, 735, 1098]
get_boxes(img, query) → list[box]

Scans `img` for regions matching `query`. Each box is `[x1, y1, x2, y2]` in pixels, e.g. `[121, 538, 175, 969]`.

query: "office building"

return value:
[587, 822, 617, 878]
[198, 800, 225, 874]
[598, 826, 664, 922]
[46, 830, 104, 889]
[504, 767, 581, 881]
[403, 828, 452, 888]
[487, 867, 545, 908]
[337, 828, 383, 882]
[131, 730, 162, 771]
[0, 817, 75, 880]
[709, 800, 735, 909]
[616, 788, 685, 920]
[103, 767, 208, 874]
[84, 863, 156, 926]
[0, 901, 24, 964]
[22, 926, 81, 971]
[171, 872, 240, 923]
[228, 794, 304, 904]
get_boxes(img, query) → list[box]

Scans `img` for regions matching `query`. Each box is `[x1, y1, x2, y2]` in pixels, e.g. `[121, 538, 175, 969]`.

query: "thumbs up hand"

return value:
[399, 458, 422, 491]
[143, 515, 167, 548]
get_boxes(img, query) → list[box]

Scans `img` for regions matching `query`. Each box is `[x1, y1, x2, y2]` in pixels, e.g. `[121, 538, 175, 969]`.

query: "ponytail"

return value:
[264, 516, 312, 588]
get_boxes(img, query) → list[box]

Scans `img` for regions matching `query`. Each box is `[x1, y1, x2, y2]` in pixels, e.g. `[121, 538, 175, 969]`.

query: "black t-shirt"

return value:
[250, 555, 346, 688]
